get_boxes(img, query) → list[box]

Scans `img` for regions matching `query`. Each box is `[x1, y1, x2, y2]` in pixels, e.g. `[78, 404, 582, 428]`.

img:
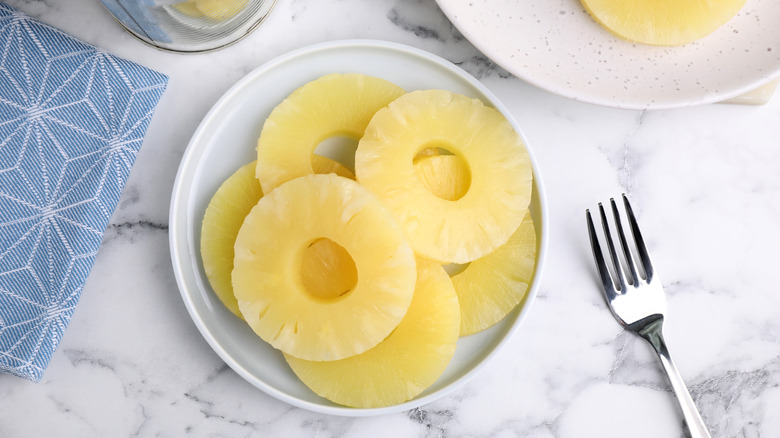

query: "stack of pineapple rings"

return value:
[200, 73, 537, 408]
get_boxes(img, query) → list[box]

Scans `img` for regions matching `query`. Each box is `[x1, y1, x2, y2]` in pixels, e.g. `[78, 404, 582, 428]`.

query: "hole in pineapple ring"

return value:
[413, 143, 472, 201]
[442, 262, 470, 277]
[300, 237, 358, 301]
[313, 135, 360, 173]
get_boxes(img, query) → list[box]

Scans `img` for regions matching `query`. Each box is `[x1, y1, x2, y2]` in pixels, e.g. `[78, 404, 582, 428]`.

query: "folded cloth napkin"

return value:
[0, 3, 168, 381]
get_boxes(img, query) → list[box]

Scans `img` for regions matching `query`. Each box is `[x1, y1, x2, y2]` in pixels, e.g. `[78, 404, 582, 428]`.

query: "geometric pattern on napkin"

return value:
[0, 3, 167, 381]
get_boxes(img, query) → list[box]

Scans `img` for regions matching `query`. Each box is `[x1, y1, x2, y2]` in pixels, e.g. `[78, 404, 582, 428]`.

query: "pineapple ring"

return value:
[256, 73, 406, 194]
[452, 211, 536, 335]
[414, 154, 537, 335]
[232, 174, 416, 361]
[200, 159, 354, 318]
[356, 89, 532, 264]
[284, 258, 460, 408]
[581, 0, 746, 46]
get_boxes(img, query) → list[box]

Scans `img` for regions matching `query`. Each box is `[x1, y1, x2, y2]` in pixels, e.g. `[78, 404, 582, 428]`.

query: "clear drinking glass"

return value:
[100, 0, 277, 53]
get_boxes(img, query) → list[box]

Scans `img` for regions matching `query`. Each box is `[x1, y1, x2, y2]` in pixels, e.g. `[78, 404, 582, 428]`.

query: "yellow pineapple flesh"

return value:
[355, 89, 532, 264]
[414, 154, 537, 335]
[195, 0, 248, 20]
[232, 174, 416, 361]
[300, 238, 357, 300]
[452, 211, 536, 335]
[200, 161, 262, 318]
[256, 73, 406, 194]
[414, 154, 471, 201]
[284, 258, 460, 408]
[581, 0, 746, 46]
[200, 158, 354, 318]
[172, 1, 203, 17]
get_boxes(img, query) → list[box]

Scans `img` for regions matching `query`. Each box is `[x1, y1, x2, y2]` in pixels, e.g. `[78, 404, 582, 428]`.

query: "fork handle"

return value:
[639, 320, 712, 438]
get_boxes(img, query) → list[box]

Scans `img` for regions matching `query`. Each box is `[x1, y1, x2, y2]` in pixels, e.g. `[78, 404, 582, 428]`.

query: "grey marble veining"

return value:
[1, 0, 779, 437]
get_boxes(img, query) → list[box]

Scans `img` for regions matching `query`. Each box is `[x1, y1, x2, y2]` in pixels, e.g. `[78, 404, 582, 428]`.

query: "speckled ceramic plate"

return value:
[435, 0, 780, 109]
[169, 40, 548, 416]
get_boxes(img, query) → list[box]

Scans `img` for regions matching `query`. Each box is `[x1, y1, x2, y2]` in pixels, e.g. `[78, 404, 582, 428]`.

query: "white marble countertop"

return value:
[2, 0, 780, 437]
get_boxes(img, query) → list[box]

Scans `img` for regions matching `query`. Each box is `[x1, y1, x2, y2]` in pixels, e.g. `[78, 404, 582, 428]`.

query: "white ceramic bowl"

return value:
[169, 39, 548, 416]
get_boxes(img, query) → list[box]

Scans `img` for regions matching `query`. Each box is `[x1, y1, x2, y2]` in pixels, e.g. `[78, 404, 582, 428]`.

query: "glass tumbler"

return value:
[100, 0, 276, 53]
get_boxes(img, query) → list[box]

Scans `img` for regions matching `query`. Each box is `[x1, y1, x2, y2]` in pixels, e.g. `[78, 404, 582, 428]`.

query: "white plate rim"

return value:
[168, 39, 549, 416]
[435, 0, 780, 110]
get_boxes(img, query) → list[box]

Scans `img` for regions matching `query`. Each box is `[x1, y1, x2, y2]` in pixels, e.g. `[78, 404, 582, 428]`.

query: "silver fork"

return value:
[586, 194, 711, 438]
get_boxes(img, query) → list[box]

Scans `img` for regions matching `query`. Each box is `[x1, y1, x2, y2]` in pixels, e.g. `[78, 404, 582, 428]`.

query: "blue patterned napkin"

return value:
[0, 3, 168, 381]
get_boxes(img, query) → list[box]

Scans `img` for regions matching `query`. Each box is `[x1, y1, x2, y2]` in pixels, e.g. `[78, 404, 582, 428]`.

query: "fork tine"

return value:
[586, 209, 617, 302]
[610, 197, 639, 286]
[622, 194, 654, 282]
[598, 202, 629, 293]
